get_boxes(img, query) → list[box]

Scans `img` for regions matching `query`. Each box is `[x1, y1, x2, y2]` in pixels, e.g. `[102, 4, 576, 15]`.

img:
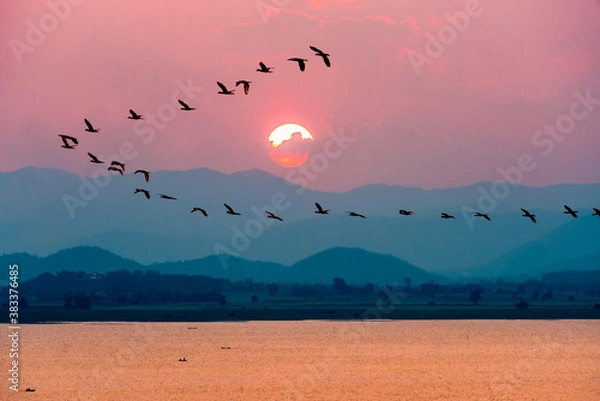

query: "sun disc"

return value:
[268, 123, 313, 148]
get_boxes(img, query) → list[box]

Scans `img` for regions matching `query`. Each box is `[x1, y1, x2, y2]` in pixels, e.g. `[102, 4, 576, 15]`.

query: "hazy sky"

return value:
[1, 0, 599, 191]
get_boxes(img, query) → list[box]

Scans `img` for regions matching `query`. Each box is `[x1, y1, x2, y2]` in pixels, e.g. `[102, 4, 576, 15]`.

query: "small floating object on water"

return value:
[187, 327, 197, 330]
[178, 358, 187, 362]
[25, 388, 36, 392]
[220, 346, 231, 350]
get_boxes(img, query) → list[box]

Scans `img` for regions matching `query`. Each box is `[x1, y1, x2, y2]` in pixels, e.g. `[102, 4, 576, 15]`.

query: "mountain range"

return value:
[1, 166, 599, 277]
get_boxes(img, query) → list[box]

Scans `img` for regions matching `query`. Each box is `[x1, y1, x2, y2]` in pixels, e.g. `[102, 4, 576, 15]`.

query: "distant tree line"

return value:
[2, 268, 598, 309]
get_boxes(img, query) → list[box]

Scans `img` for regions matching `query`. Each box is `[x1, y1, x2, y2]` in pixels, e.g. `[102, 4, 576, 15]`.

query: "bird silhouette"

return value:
[178, 358, 187, 362]
[110, 161, 125, 173]
[134, 188, 150, 199]
[288, 58, 308, 71]
[399, 209, 414, 216]
[217, 81, 235, 95]
[191, 207, 208, 217]
[257, 61, 274, 73]
[521, 208, 537, 223]
[158, 193, 177, 200]
[178, 99, 195, 111]
[235, 80, 251, 95]
[58, 134, 78, 149]
[346, 211, 366, 218]
[266, 211, 283, 221]
[224, 203, 241, 215]
[563, 205, 578, 218]
[87, 152, 104, 164]
[128, 109, 143, 120]
[314, 202, 330, 215]
[592, 208, 600, 217]
[309, 45, 331, 67]
[108, 166, 123, 175]
[441, 212, 456, 219]
[25, 388, 35, 392]
[134, 169, 150, 182]
[84, 118, 99, 132]
[474, 212, 491, 221]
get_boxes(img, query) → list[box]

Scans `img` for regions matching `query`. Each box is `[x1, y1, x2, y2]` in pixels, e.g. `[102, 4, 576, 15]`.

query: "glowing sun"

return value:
[268, 123, 314, 168]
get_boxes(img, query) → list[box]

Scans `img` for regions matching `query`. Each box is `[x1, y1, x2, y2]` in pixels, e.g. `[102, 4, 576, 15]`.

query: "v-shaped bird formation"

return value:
[56, 45, 598, 225]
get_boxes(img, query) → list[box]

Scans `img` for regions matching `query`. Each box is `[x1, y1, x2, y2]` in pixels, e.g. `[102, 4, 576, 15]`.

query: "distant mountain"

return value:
[288, 247, 437, 285]
[466, 217, 600, 279]
[0, 246, 437, 285]
[1, 166, 599, 273]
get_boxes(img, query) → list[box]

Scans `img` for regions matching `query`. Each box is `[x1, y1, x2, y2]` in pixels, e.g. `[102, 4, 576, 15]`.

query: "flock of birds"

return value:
[57, 44, 599, 224]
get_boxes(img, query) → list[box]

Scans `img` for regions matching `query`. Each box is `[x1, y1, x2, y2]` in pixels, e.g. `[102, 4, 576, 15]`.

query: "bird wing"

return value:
[309, 45, 323, 54]
[315, 203, 324, 212]
[593, 208, 600, 214]
[235, 80, 245, 86]
[200, 208, 208, 217]
[224, 203, 234, 213]
[87, 152, 99, 162]
[521, 208, 528, 214]
[129, 109, 137, 117]
[485, 215, 491, 221]
[217, 81, 228, 92]
[84, 119, 93, 130]
[323, 55, 331, 67]
[564, 205, 573, 213]
[266, 211, 275, 217]
[531, 216, 537, 223]
[259, 61, 267, 70]
[178, 99, 189, 108]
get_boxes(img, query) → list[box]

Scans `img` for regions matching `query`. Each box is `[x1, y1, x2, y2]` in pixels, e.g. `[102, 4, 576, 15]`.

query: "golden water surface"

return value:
[5, 320, 600, 400]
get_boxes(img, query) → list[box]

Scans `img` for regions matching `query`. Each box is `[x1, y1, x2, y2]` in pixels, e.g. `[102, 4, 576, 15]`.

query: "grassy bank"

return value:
[4, 302, 599, 323]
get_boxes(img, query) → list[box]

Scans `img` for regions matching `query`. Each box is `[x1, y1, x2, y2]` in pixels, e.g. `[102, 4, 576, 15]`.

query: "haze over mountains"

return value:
[1, 167, 599, 278]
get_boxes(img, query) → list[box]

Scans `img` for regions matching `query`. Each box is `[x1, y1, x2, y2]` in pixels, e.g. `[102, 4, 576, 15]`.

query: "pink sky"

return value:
[1, 0, 599, 191]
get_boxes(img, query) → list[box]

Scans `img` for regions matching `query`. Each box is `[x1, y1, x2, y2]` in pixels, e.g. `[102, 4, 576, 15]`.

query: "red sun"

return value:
[268, 123, 314, 168]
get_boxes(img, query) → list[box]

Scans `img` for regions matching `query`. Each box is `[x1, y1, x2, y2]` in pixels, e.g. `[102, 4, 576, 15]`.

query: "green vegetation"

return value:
[2, 269, 599, 323]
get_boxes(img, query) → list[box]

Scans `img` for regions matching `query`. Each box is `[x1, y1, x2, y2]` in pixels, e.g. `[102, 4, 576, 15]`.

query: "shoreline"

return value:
[5, 304, 599, 323]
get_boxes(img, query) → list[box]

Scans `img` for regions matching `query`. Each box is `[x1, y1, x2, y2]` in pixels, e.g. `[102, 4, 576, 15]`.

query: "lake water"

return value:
[8, 320, 600, 400]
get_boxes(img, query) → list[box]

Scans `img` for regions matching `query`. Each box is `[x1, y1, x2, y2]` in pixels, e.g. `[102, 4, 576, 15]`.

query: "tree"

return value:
[532, 289, 540, 300]
[332, 277, 348, 295]
[469, 290, 482, 305]
[267, 283, 279, 297]
[251, 294, 258, 303]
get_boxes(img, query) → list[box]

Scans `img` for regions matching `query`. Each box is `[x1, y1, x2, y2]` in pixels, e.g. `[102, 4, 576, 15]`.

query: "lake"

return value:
[9, 320, 600, 400]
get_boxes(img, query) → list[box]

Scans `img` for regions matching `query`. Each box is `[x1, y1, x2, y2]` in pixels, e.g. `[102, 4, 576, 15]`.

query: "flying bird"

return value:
[592, 208, 600, 217]
[128, 109, 143, 120]
[191, 207, 208, 217]
[441, 212, 456, 220]
[158, 193, 177, 200]
[256, 61, 274, 73]
[235, 80, 251, 95]
[399, 209, 414, 216]
[309, 45, 331, 67]
[134, 169, 150, 182]
[58, 134, 78, 149]
[521, 208, 537, 223]
[314, 202, 330, 215]
[108, 166, 123, 175]
[563, 204, 578, 218]
[224, 203, 241, 216]
[474, 212, 491, 221]
[217, 81, 235, 95]
[87, 152, 104, 164]
[178, 99, 195, 111]
[288, 58, 308, 71]
[110, 161, 125, 173]
[84, 118, 99, 132]
[134, 188, 150, 199]
[266, 211, 283, 221]
[346, 211, 366, 219]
